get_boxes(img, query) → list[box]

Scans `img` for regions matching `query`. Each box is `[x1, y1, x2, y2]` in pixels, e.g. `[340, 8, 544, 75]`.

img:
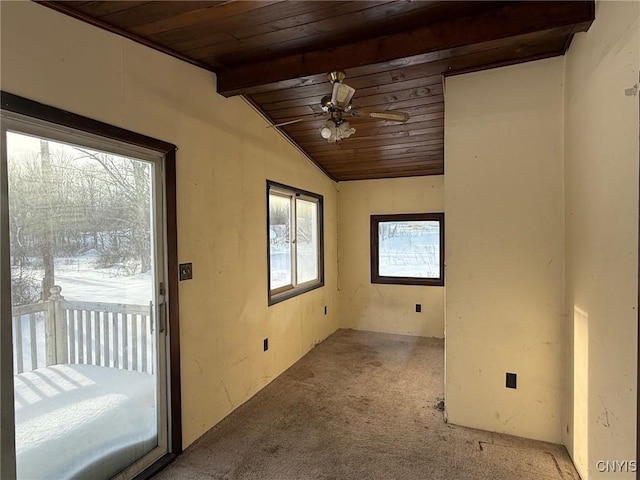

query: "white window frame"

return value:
[267, 181, 324, 305]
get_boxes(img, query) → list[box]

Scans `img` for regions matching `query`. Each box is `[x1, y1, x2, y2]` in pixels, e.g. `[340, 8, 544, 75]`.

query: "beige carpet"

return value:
[155, 329, 579, 480]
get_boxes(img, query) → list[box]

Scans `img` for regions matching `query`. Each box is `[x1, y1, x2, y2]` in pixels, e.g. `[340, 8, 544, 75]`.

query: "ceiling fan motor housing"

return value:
[327, 71, 346, 84]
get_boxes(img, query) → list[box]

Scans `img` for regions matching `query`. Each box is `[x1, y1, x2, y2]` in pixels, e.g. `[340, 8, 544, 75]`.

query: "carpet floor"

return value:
[155, 329, 579, 480]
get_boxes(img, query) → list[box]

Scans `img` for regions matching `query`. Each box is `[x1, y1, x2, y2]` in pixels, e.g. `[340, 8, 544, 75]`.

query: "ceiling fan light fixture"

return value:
[320, 126, 333, 140]
[320, 120, 336, 141]
[320, 119, 355, 143]
[338, 121, 356, 139]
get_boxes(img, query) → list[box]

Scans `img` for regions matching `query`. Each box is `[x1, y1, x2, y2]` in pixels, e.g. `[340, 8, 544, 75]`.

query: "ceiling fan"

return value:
[271, 71, 411, 143]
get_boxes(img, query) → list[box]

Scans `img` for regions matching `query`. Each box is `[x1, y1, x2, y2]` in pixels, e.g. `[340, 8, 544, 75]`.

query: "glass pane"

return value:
[7, 132, 159, 479]
[378, 220, 440, 278]
[296, 199, 318, 284]
[269, 193, 291, 289]
[296, 198, 318, 284]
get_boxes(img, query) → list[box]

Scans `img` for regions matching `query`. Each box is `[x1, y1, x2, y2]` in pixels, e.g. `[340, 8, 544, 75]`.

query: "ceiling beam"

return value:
[216, 1, 594, 97]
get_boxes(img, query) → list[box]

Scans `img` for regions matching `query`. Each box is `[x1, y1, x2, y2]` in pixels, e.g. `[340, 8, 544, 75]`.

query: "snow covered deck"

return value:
[15, 364, 156, 479]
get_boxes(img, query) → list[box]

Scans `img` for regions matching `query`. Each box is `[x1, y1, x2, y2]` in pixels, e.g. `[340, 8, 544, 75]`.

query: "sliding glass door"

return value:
[1, 109, 171, 479]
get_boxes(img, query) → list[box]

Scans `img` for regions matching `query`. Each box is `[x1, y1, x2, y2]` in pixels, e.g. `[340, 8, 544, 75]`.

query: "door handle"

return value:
[159, 301, 167, 335]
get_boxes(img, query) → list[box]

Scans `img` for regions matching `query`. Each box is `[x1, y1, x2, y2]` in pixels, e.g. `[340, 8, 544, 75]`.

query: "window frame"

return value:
[267, 180, 324, 305]
[370, 212, 445, 287]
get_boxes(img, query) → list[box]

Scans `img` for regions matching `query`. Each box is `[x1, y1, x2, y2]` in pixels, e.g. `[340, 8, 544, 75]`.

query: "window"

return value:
[370, 213, 444, 286]
[267, 181, 324, 304]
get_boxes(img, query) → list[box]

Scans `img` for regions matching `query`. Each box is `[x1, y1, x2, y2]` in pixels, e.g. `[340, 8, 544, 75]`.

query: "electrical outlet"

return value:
[179, 262, 193, 281]
[506, 372, 517, 389]
[415, 304, 422, 313]
[263, 338, 269, 352]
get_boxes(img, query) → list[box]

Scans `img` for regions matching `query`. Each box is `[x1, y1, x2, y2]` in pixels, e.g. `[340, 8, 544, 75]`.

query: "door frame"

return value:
[0, 91, 182, 478]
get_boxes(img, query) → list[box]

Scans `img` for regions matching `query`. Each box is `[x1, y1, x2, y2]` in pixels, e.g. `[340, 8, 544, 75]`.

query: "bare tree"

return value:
[75, 148, 152, 273]
[8, 139, 154, 307]
[38, 140, 55, 299]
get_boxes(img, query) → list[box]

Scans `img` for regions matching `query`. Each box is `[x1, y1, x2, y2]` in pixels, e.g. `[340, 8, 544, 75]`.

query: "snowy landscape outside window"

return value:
[268, 181, 323, 304]
[370, 213, 444, 286]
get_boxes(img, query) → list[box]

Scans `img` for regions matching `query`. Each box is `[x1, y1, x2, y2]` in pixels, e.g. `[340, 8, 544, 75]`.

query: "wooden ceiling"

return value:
[41, 1, 594, 181]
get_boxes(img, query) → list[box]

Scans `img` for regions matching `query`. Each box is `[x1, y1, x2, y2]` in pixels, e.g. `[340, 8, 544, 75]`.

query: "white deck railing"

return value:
[12, 286, 155, 375]
[11, 302, 47, 374]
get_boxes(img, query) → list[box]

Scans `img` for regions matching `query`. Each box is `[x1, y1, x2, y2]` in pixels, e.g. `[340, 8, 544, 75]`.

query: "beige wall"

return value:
[444, 58, 566, 443]
[563, 1, 639, 478]
[0, 1, 339, 448]
[338, 177, 445, 338]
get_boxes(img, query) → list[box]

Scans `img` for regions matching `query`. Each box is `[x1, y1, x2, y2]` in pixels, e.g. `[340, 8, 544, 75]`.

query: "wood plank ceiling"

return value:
[41, 1, 594, 181]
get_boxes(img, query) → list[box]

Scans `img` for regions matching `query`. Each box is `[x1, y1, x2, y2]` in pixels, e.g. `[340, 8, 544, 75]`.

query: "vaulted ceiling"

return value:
[41, 1, 594, 181]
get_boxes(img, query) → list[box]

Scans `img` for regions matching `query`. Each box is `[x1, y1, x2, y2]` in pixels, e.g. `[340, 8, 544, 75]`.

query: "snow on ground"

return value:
[378, 232, 440, 278]
[14, 364, 157, 480]
[13, 250, 153, 305]
[53, 250, 153, 304]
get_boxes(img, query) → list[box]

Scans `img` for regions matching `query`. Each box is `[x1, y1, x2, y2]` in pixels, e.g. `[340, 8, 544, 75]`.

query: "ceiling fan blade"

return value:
[352, 109, 410, 123]
[267, 118, 304, 128]
[268, 113, 327, 128]
[331, 82, 355, 108]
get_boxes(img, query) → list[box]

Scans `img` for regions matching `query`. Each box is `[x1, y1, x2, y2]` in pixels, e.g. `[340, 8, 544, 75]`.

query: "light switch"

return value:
[179, 263, 193, 281]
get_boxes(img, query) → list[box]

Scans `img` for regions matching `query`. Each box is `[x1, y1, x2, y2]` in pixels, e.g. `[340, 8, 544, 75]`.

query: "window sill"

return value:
[268, 281, 324, 306]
